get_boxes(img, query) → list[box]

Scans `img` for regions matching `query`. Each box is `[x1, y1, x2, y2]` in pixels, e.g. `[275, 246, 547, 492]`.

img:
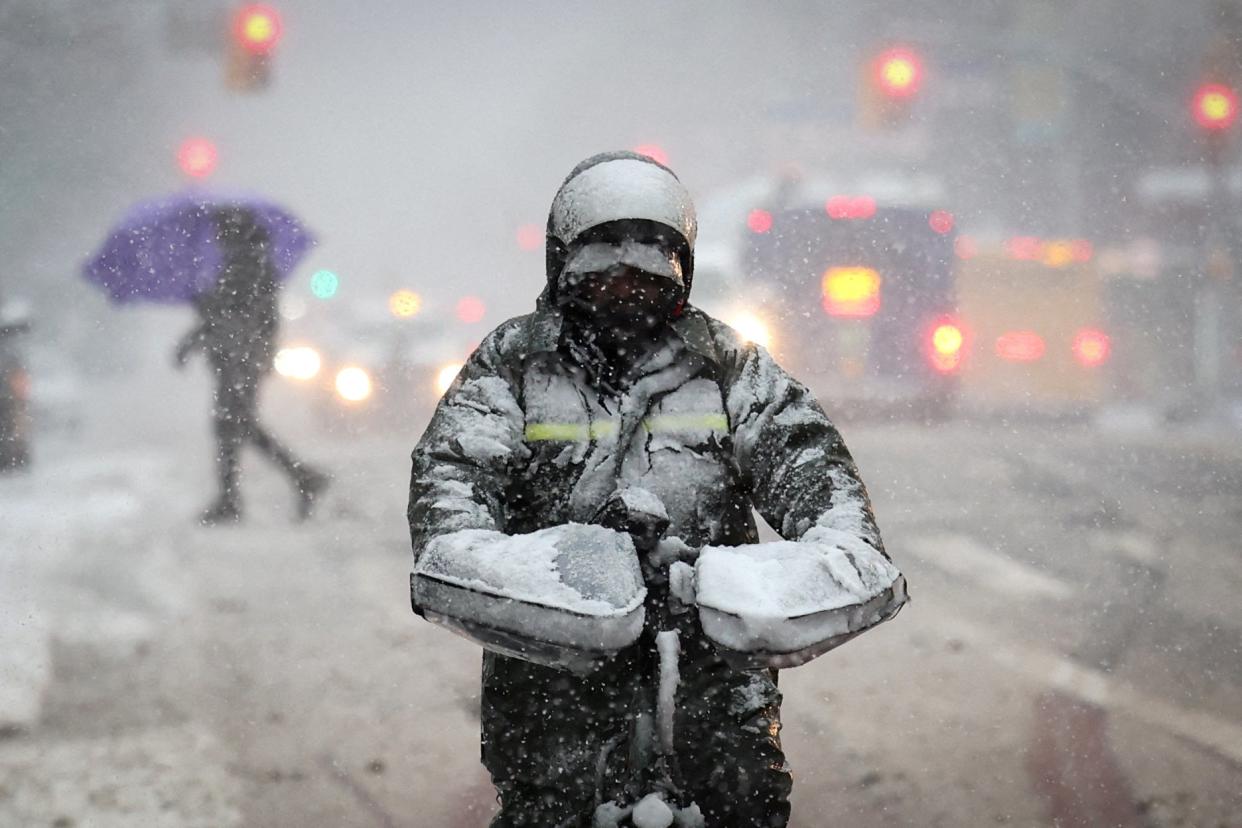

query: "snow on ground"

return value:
[0, 725, 242, 827]
[3, 374, 1242, 826]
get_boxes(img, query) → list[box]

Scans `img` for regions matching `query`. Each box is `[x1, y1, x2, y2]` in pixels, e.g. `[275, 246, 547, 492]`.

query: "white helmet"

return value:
[549, 152, 697, 249]
[544, 152, 697, 301]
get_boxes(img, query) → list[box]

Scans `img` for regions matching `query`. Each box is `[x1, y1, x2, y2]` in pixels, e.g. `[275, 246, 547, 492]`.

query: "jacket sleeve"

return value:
[408, 326, 530, 563]
[717, 327, 887, 560]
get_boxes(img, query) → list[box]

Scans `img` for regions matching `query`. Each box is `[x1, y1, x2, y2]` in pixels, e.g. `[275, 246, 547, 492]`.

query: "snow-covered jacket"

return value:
[408, 304, 887, 565]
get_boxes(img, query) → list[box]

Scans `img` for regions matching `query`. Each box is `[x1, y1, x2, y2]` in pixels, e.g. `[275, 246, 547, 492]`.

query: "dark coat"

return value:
[177, 219, 280, 378]
[408, 301, 888, 826]
[198, 245, 279, 373]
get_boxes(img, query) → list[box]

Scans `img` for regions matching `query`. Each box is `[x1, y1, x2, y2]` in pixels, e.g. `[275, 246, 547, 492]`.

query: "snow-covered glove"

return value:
[694, 528, 907, 669]
[411, 524, 647, 672]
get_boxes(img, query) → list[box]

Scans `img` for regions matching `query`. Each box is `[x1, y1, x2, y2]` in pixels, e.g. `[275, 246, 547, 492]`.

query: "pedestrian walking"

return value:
[174, 206, 328, 524]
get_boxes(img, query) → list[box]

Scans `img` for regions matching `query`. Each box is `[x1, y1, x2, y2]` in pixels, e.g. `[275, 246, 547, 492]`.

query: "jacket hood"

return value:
[541, 151, 696, 308]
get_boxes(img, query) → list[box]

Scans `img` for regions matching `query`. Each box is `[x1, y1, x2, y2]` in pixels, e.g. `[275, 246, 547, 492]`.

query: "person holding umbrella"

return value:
[85, 194, 328, 524]
[173, 206, 329, 524]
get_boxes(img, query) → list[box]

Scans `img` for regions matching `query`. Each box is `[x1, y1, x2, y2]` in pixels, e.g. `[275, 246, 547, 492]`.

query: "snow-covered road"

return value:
[3, 375, 1241, 826]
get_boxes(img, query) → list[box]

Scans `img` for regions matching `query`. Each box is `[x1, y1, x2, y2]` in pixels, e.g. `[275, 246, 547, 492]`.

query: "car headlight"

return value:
[721, 310, 773, 350]
[274, 346, 322, 381]
[335, 366, 373, 402]
[435, 362, 464, 395]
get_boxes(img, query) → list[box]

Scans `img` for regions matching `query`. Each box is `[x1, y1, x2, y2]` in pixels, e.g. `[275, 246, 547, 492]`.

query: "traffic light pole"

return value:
[1196, 5, 1242, 411]
[1200, 137, 1234, 409]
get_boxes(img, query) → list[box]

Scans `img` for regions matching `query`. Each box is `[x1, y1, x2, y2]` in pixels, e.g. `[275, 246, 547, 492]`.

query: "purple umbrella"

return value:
[83, 191, 315, 304]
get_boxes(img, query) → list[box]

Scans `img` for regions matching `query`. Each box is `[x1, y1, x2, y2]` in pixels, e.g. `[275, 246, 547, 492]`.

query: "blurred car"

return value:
[0, 302, 33, 469]
[273, 307, 471, 434]
[953, 236, 1112, 415]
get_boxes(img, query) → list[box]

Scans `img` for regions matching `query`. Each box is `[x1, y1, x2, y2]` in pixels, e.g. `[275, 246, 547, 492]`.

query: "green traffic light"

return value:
[310, 269, 339, 299]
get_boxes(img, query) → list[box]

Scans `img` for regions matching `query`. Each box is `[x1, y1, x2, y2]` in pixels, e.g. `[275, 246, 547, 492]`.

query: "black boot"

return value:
[295, 468, 331, 521]
[199, 496, 241, 525]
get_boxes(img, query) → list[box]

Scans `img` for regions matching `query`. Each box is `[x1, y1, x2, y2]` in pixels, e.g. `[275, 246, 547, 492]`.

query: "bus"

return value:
[694, 178, 1115, 417]
[730, 196, 961, 417]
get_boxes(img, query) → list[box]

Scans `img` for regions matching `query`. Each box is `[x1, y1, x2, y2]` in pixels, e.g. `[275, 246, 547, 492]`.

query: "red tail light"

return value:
[928, 210, 955, 234]
[1073, 328, 1110, 367]
[995, 331, 1046, 362]
[927, 318, 965, 374]
[747, 209, 773, 234]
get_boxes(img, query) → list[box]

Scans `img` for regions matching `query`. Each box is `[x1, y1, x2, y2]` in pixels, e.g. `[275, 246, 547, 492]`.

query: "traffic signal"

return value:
[225, 4, 282, 92]
[1193, 82, 1238, 132]
[874, 48, 922, 99]
[859, 46, 923, 130]
[177, 137, 218, 178]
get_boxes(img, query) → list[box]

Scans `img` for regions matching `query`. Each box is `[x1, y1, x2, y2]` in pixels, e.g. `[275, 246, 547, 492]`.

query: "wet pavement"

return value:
[2, 371, 1241, 826]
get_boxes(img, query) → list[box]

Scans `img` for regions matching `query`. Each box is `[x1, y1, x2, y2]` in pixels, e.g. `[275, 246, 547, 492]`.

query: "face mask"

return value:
[561, 266, 680, 331]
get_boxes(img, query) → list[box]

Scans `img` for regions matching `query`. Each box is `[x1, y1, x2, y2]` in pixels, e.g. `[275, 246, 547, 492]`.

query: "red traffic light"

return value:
[874, 47, 922, 99]
[234, 4, 282, 55]
[177, 137, 218, 178]
[1193, 82, 1238, 131]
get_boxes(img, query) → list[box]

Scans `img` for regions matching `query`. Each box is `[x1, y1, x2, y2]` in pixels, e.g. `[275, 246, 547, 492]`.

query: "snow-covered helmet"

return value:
[544, 151, 697, 304]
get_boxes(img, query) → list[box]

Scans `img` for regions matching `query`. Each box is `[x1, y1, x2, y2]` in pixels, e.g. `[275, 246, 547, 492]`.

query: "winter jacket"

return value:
[181, 241, 279, 374]
[409, 304, 884, 557]
[408, 301, 888, 826]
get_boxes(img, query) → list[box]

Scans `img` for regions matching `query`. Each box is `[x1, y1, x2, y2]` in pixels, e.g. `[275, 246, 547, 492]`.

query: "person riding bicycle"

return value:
[408, 151, 894, 826]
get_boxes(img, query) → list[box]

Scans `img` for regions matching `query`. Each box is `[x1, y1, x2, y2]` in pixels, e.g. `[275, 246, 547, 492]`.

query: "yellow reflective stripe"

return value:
[643, 413, 728, 433]
[523, 421, 619, 442]
[524, 413, 727, 442]
[524, 423, 589, 441]
[590, 421, 618, 438]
